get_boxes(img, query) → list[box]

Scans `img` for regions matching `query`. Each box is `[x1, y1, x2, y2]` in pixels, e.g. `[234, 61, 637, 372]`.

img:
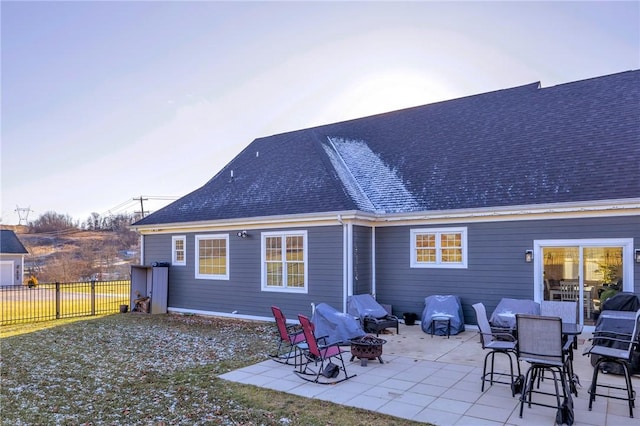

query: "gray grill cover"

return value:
[421, 295, 465, 336]
[311, 303, 365, 345]
[489, 298, 540, 329]
[347, 294, 389, 319]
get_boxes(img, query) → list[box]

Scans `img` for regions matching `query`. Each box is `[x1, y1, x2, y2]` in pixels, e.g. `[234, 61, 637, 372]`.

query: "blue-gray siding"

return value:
[142, 226, 344, 321]
[374, 215, 640, 324]
[142, 215, 639, 324]
[353, 225, 372, 295]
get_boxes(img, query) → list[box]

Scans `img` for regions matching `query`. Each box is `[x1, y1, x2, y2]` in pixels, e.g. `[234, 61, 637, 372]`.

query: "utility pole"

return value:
[133, 196, 148, 218]
[15, 205, 33, 225]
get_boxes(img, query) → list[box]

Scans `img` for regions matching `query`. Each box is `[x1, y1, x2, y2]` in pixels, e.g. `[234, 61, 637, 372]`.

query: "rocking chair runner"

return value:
[270, 306, 306, 365]
[294, 314, 356, 384]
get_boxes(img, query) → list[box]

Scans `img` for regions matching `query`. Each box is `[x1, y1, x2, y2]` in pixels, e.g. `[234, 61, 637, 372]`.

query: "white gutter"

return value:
[131, 199, 639, 234]
[379, 199, 640, 224]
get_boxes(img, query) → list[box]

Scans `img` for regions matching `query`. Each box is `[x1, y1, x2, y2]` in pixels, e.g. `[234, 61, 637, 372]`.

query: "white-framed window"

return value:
[172, 236, 186, 266]
[195, 234, 229, 280]
[410, 227, 468, 268]
[261, 231, 307, 293]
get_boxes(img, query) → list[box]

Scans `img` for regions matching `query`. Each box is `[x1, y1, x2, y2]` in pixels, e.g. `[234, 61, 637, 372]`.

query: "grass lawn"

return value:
[0, 313, 426, 425]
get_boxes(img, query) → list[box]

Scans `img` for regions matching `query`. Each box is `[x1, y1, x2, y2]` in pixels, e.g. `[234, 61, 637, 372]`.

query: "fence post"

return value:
[91, 279, 96, 316]
[55, 281, 61, 319]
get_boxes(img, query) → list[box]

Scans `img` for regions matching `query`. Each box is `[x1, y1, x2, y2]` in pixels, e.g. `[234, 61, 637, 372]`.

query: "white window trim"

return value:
[172, 235, 186, 266]
[410, 227, 468, 269]
[533, 238, 634, 301]
[261, 230, 308, 293]
[195, 234, 229, 280]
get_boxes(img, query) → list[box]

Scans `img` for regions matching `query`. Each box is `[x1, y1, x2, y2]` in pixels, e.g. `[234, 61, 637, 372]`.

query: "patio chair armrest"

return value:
[317, 335, 330, 345]
[317, 340, 341, 350]
[286, 325, 303, 335]
[480, 331, 516, 342]
[593, 331, 633, 339]
[562, 339, 573, 354]
[591, 335, 636, 345]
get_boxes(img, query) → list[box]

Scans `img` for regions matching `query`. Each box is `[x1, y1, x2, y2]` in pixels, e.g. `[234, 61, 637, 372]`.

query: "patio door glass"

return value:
[542, 245, 624, 325]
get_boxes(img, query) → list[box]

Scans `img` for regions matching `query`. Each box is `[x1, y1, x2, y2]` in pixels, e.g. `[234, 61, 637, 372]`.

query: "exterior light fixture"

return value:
[236, 231, 248, 239]
[635, 249, 640, 263]
[525, 250, 533, 263]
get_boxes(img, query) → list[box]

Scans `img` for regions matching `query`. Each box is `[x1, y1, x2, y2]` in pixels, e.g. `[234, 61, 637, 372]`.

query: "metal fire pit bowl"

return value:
[349, 334, 387, 366]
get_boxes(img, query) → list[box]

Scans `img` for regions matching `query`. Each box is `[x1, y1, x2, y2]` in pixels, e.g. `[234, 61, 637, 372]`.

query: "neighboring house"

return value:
[132, 70, 640, 327]
[0, 230, 29, 286]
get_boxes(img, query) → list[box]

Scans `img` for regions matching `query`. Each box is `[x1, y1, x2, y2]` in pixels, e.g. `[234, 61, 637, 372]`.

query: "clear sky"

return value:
[2, 1, 639, 225]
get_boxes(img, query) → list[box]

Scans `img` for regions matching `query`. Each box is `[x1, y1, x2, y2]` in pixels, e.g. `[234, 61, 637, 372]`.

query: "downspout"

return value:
[20, 256, 25, 286]
[346, 222, 354, 312]
[339, 214, 348, 312]
[139, 234, 145, 265]
[371, 227, 376, 297]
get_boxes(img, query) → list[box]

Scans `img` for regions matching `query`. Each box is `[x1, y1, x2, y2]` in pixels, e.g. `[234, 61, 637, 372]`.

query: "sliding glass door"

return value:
[535, 239, 633, 325]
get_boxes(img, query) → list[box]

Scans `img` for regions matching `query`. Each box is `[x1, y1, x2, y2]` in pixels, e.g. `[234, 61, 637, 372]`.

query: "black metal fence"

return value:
[0, 280, 131, 326]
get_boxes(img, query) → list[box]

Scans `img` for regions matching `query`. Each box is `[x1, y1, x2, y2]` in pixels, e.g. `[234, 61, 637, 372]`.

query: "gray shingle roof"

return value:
[135, 70, 640, 226]
[0, 230, 29, 254]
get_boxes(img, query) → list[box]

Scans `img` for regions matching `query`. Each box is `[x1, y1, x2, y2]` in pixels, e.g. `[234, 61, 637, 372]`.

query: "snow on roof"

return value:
[325, 137, 420, 214]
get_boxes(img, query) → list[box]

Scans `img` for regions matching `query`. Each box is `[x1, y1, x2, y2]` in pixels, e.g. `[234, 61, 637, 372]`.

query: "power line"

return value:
[101, 195, 180, 218]
[133, 196, 149, 218]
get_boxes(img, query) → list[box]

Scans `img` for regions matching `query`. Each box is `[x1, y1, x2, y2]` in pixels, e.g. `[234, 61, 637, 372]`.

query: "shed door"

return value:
[0, 261, 15, 286]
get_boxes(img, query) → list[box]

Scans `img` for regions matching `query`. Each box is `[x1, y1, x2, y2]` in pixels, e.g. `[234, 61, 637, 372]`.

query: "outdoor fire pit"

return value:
[349, 334, 386, 366]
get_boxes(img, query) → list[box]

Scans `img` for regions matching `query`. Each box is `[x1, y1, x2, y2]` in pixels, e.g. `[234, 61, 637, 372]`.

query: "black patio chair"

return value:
[516, 314, 574, 424]
[583, 308, 640, 418]
[472, 303, 522, 396]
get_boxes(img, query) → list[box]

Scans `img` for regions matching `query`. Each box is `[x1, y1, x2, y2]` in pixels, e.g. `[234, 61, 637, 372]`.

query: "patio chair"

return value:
[472, 303, 522, 396]
[541, 300, 577, 323]
[541, 300, 578, 348]
[583, 308, 640, 418]
[294, 314, 355, 384]
[540, 300, 580, 395]
[270, 306, 306, 365]
[347, 294, 399, 336]
[516, 314, 574, 424]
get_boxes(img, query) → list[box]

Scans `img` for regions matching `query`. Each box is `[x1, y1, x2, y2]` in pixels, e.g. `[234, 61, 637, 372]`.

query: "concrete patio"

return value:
[219, 322, 638, 425]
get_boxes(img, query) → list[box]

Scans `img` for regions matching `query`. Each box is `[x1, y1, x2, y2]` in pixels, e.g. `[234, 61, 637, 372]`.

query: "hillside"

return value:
[1, 225, 140, 283]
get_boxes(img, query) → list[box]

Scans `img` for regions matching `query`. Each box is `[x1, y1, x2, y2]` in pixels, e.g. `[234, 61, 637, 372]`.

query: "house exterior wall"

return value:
[142, 225, 345, 320]
[353, 225, 372, 295]
[374, 215, 640, 324]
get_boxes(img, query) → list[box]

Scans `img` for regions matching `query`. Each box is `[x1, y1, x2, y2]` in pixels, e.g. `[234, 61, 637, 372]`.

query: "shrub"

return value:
[25, 276, 38, 288]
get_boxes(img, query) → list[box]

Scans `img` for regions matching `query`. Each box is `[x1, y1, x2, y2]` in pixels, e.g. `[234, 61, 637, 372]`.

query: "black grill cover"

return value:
[601, 292, 640, 312]
[591, 309, 640, 374]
